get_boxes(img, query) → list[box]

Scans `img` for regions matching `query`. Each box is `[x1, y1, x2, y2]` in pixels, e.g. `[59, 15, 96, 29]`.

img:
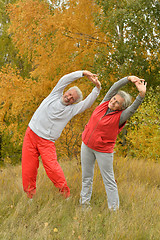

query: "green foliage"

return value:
[116, 86, 160, 162]
[0, 0, 32, 78]
[0, 130, 22, 165]
[95, 0, 160, 87]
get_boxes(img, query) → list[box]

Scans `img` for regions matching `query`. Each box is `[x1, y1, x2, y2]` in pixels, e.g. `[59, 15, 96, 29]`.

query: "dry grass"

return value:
[0, 155, 160, 240]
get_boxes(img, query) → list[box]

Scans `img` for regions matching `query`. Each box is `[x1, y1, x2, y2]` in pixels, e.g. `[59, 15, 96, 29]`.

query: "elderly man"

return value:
[22, 70, 101, 199]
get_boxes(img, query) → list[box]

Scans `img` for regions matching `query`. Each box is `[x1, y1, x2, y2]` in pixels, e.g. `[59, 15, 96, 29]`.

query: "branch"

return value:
[64, 31, 109, 45]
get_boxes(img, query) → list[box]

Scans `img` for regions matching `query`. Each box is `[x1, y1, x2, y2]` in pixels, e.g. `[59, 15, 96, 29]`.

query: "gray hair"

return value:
[117, 90, 132, 109]
[67, 86, 83, 103]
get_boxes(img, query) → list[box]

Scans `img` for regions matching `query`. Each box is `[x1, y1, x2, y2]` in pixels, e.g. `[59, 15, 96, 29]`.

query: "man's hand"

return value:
[95, 79, 101, 89]
[135, 80, 147, 98]
[83, 70, 101, 89]
[83, 70, 98, 83]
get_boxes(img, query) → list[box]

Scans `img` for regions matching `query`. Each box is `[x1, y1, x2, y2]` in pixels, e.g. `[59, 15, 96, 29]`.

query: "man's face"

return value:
[62, 89, 79, 105]
[108, 94, 124, 111]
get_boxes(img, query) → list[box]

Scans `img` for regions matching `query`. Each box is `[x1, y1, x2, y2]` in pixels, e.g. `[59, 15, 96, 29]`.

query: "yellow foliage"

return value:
[0, 66, 29, 126]
[1, 0, 159, 163]
[0, 0, 110, 162]
[7, 0, 109, 81]
[125, 87, 160, 162]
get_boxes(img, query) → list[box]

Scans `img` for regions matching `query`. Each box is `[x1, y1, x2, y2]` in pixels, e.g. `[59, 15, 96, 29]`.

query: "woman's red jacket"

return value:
[82, 101, 126, 153]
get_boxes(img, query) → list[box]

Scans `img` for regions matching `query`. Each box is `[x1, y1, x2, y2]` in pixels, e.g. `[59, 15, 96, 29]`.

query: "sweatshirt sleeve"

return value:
[50, 71, 84, 97]
[119, 95, 144, 126]
[71, 87, 100, 116]
[101, 77, 129, 103]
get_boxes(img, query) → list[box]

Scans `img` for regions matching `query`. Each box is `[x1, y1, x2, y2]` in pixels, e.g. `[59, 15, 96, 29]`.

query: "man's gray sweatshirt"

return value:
[29, 71, 100, 142]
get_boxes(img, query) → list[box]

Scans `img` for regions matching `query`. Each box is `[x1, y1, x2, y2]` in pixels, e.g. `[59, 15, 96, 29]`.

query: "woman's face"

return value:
[108, 94, 125, 111]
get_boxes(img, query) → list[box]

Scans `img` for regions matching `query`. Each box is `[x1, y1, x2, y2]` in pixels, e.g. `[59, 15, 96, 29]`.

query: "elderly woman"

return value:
[80, 76, 147, 210]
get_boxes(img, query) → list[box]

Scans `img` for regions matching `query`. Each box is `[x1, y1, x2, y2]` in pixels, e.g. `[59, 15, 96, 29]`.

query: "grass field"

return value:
[0, 155, 159, 240]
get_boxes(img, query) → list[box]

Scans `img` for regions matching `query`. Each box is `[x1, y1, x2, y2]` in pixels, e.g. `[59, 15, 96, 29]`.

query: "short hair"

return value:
[117, 90, 132, 109]
[67, 86, 83, 103]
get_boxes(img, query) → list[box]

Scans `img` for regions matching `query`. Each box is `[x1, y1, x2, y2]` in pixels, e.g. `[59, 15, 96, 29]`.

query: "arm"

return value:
[71, 87, 101, 116]
[101, 75, 145, 104]
[83, 70, 101, 89]
[101, 77, 129, 103]
[51, 70, 101, 97]
[51, 71, 84, 96]
[119, 80, 147, 126]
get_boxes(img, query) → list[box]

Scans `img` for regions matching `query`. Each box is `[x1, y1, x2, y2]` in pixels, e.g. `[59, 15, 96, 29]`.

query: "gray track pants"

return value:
[80, 142, 119, 210]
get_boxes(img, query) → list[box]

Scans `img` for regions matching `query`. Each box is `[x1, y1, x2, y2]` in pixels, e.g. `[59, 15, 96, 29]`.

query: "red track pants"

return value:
[22, 127, 70, 199]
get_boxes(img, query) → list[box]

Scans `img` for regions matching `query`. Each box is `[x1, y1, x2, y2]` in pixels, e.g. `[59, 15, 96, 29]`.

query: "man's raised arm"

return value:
[51, 70, 101, 97]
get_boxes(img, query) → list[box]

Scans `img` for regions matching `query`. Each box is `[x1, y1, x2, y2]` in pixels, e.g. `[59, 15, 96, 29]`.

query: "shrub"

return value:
[116, 86, 160, 162]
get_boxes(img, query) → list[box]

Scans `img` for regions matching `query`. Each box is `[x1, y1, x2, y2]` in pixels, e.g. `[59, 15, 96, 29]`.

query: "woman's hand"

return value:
[135, 80, 147, 98]
[128, 76, 145, 83]
[128, 75, 147, 97]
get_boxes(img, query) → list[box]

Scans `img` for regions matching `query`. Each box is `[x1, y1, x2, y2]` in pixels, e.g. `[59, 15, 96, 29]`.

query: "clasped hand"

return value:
[128, 75, 147, 98]
[83, 70, 101, 89]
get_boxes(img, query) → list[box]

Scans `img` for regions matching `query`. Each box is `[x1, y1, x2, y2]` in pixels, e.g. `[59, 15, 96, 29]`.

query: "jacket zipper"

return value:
[86, 116, 104, 145]
[86, 109, 116, 145]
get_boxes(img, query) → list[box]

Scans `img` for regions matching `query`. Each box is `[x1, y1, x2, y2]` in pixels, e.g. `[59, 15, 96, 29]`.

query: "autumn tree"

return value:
[0, 0, 32, 77]
[94, 0, 160, 90]
[93, 0, 160, 162]
[1, 0, 159, 163]
[0, 0, 16, 68]
[123, 86, 160, 162]
[0, 0, 108, 163]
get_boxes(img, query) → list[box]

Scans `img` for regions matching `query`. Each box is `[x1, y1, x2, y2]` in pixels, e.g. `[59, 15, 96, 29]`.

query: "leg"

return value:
[95, 152, 119, 210]
[22, 127, 40, 198]
[38, 139, 70, 198]
[80, 142, 96, 205]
